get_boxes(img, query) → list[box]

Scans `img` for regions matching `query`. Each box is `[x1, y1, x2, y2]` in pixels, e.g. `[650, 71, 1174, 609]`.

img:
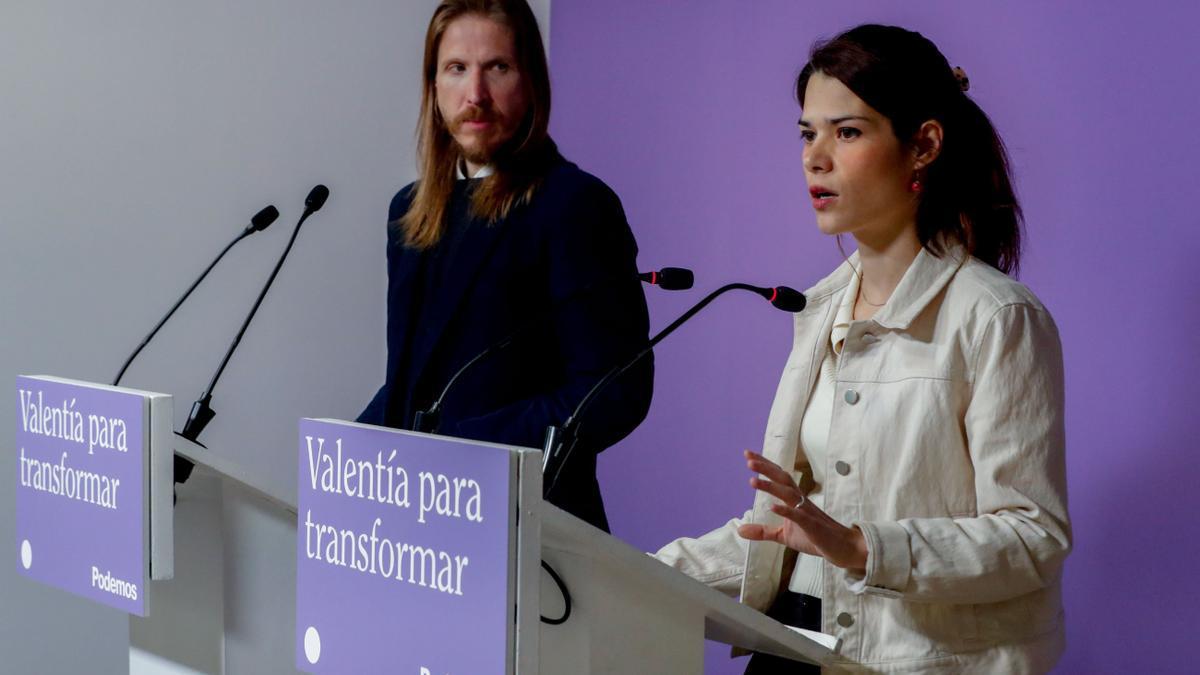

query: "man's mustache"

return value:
[452, 105, 501, 128]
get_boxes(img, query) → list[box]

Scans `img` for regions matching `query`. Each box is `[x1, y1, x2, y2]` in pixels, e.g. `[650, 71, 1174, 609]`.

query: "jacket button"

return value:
[837, 612, 854, 628]
[835, 461, 851, 476]
[844, 389, 860, 405]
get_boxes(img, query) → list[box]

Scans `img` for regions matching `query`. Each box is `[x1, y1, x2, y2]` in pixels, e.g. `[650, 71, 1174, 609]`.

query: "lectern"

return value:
[15, 386, 839, 673]
[164, 420, 837, 673]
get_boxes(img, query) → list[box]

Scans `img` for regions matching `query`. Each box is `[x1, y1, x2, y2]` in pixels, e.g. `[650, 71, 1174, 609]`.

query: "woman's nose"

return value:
[804, 140, 831, 174]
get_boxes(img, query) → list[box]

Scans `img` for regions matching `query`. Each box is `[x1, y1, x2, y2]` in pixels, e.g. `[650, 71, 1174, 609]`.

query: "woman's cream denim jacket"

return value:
[656, 247, 1071, 673]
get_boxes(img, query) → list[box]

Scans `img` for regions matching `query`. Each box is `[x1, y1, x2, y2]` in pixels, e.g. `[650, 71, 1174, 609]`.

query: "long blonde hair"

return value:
[400, 0, 555, 250]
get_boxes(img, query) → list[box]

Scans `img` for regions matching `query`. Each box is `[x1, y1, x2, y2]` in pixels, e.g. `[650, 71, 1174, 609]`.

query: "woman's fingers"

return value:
[740, 495, 862, 570]
[744, 451, 807, 508]
[742, 513, 819, 554]
[738, 523, 789, 547]
[749, 475, 799, 505]
[743, 450, 795, 485]
[770, 501, 815, 524]
[737, 523, 769, 541]
[768, 503, 858, 567]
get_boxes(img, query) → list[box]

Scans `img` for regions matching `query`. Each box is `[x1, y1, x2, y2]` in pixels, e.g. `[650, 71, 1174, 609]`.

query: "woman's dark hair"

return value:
[797, 24, 1022, 275]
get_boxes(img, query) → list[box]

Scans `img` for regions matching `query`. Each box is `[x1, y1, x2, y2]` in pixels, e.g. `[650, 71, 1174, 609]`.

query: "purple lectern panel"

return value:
[296, 419, 516, 674]
[14, 376, 147, 615]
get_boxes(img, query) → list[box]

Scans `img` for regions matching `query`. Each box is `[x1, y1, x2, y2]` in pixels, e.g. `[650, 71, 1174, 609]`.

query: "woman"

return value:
[656, 25, 1070, 673]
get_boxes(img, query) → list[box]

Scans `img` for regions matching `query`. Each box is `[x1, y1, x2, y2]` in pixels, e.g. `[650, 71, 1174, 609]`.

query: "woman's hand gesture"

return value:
[736, 450, 869, 574]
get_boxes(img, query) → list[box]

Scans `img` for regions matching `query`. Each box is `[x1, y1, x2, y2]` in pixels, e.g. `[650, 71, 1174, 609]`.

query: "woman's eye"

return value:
[799, 130, 815, 143]
[837, 127, 861, 139]
[494, 62, 510, 72]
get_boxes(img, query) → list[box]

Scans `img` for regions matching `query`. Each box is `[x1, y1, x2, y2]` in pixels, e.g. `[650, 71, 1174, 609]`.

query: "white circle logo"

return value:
[304, 626, 321, 664]
[20, 540, 32, 570]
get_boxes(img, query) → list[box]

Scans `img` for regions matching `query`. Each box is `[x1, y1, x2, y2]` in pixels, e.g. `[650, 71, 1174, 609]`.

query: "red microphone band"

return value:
[651, 271, 658, 285]
[769, 287, 779, 303]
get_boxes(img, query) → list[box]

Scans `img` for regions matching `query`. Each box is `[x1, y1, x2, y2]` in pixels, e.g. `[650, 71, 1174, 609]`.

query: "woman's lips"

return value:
[812, 195, 837, 210]
[810, 187, 838, 210]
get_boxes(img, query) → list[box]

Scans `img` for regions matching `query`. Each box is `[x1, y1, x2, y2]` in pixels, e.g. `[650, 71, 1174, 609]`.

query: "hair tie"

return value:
[952, 66, 970, 92]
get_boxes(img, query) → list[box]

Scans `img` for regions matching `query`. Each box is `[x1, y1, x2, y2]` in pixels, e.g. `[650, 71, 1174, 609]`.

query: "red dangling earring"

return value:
[910, 178, 922, 193]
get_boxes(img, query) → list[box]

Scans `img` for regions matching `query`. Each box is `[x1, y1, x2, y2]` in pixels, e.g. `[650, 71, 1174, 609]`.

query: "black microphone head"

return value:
[639, 267, 695, 290]
[656, 267, 694, 291]
[304, 185, 330, 213]
[250, 205, 279, 232]
[768, 286, 807, 312]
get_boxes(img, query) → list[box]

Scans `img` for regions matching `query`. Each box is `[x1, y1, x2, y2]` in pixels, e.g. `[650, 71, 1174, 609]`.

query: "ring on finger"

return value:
[793, 493, 807, 509]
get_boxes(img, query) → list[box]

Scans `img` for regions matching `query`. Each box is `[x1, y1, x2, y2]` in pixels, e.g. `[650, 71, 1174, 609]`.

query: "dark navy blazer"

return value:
[358, 156, 653, 531]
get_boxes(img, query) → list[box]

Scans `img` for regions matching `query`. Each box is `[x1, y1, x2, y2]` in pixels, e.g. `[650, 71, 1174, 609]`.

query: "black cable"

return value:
[539, 560, 572, 625]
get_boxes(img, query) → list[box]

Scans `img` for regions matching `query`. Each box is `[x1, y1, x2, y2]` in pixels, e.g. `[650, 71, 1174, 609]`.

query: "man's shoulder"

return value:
[537, 157, 620, 210]
[388, 181, 418, 221]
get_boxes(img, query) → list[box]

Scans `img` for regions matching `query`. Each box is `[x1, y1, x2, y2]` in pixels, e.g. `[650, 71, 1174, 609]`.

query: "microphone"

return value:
[638, 267, 694, 291]
[542, 281, 806, 499]
[305, 184, 330, 212]
[411, 267, 695, 434]
[177, 185, 329, 482]
[113, 205, 279, 386]
[760, 285, 807, 312]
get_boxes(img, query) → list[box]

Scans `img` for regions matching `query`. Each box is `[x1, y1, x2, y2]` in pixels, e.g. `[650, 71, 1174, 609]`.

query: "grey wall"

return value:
[1, 1, 549, 672]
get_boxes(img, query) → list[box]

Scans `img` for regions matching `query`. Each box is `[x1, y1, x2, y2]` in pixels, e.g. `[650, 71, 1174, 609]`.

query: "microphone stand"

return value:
[178, 187, 328, 483]
[113, 206, 278, 386]
[543, 282, 806, 499]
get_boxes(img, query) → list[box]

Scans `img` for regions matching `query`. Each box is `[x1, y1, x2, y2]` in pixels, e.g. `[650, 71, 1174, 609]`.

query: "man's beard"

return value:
[449, 105, 511, 166]
[457, 140, 494, 166]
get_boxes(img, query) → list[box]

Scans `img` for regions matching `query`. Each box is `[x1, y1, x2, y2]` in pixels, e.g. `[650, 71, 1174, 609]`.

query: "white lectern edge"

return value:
[514, 448, 543, 675]
[172, 434, 297, 516]
[540, 506, 842, 666]
[146, 392, 173, 581]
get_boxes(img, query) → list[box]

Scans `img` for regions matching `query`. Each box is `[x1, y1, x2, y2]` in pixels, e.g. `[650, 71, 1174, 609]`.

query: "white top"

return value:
[787, 266, 858, 598]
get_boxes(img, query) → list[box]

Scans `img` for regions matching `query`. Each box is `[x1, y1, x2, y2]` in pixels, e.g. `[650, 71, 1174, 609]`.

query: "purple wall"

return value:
[550, 1, 1200, 673]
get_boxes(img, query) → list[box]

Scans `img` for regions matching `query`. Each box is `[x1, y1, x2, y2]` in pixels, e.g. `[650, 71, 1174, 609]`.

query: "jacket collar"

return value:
[803, 243, 968, 331]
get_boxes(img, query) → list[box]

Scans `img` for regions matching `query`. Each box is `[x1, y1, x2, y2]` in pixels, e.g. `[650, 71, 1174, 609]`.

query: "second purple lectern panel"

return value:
[296, 418, 518, 674]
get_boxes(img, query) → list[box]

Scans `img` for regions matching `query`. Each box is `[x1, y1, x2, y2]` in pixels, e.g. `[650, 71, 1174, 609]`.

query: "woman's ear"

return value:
[911, 119, 944, 171]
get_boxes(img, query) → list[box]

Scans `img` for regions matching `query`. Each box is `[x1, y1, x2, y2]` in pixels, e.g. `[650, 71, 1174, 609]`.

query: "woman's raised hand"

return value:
[736, 450, 869, 574]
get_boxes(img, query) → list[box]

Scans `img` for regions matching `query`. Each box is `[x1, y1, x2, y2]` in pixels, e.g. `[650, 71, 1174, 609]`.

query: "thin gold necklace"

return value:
[855, 271, 886, 307]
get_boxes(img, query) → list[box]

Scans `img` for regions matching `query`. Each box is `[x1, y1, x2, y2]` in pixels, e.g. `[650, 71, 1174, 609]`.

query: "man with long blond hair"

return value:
[357, 0, 652, 531]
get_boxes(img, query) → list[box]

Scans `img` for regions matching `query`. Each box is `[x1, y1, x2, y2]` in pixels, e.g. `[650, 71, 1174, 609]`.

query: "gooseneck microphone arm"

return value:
[113, 205, 279, 386]
[411, 266, 694, 434]
[542, 282, 806, 497]
[180, 186, 329, 446]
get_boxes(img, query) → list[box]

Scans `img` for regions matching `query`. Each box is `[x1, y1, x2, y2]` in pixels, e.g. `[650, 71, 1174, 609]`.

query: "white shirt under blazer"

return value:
[656, 245, 1071, 673]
